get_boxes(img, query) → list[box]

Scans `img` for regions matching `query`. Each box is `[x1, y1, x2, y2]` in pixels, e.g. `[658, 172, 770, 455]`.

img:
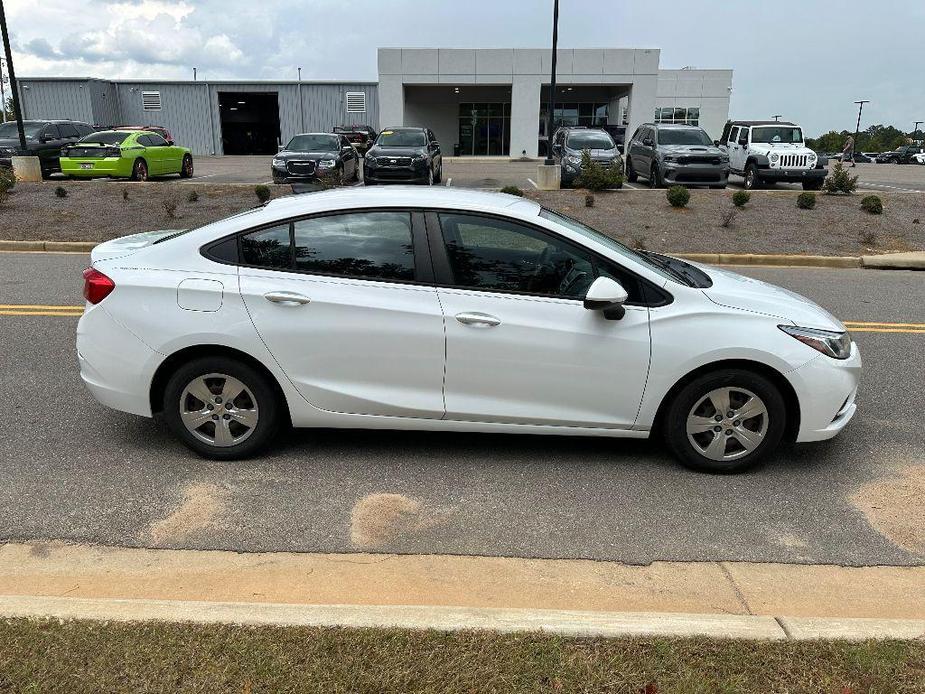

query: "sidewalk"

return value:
[2, 542, 924, 639]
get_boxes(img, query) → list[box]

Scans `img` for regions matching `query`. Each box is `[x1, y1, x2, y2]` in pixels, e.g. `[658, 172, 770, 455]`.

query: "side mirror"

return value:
[713, 140, 720, 146]
[616, 143, 624, 154]
[166, 139, 174, 146]
[583, 276, 628, 320]
[642, 137, 654, 147]
[738, 137, 748, 146]
[552, 143, 562, 154]
[278, 144, 285, 152]
[40, 135, 54, 143]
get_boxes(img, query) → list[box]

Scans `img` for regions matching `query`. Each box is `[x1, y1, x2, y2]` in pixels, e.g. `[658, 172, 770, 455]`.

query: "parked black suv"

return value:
[876, 145, 924, 164]
[364, 127, 442, 185]
[334, 125, 377, 155]
[550, 126, 623, 187]
[271, 133, 360, 184]
[0, 119, 94, 177]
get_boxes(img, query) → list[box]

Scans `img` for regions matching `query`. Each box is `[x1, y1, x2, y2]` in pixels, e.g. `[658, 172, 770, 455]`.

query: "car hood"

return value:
[90, 229, 186, 262]
[0, 137, 37, 150]
[660, 144, 725, 156]
[367, 146, 426, 157]
[697, 264, 844, 331]
[566, 147, 620, 160]
[749, 142, 814, 155]
[275, 150, 339, 160]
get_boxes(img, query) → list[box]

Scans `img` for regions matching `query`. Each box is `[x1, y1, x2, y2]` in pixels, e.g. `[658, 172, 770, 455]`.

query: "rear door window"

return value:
[240, 224, 292, 269]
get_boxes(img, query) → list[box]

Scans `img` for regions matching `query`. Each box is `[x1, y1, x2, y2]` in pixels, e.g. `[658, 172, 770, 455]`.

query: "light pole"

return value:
[543, 0, 559, 165]
[193, 67, 197, 81]
[0, 57, 7, 123]
[853, 99, 869, 149]
[914, 121, 923, 140]
[772, 114, 782, 121]
[0, 0, 27, 151]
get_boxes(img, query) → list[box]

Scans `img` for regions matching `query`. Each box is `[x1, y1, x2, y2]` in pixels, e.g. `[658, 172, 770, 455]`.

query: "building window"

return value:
[538, 102, 609, 137]
[655, 106, 700, 126]
[141, 91, 162, 111]
[458, 103, 511, 156]
[345, 92, 366, 113]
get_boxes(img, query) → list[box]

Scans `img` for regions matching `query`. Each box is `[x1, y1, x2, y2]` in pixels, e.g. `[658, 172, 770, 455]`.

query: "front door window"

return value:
[458, 103, 510, 156]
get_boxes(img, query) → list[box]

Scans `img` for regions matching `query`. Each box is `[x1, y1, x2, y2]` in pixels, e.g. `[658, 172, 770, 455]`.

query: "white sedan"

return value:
[77, 188, 861, 472]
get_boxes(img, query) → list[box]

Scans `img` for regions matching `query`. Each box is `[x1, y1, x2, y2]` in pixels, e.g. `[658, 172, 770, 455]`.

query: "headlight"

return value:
[770, 153, 779, 163]
[779, 325, 852, 360]
[318, 159, 336, 168]
[808, 153, 817, 161]
[365, 155, 376, 165]
[271, 158, 285, 168]
[565, 154, 582, 166]
[412, 154, 427, 163]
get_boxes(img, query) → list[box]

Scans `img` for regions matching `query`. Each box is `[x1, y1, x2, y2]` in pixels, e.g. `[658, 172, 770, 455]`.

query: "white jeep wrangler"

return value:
[719, 121, 826, 190]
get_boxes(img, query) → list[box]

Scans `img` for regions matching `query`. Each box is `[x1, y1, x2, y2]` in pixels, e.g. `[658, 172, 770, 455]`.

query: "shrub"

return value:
[823, 161, 858, 195]
[500, 185, 523, 196]
[666, 185, 690, 208]
[860, 195, 883, 215]
[0, 166, 15, 194]
[54, 186, 68, 198]
[719, 208, 737, 228]
[584, 194, 594, 208]
[254, 184, 271, 203]
[163, 199, 178, 219]
[186, 190, 199, 203]
[797, 192, 816, 210]
[574, 150, 624, 191]
[731, 190, 750, 207]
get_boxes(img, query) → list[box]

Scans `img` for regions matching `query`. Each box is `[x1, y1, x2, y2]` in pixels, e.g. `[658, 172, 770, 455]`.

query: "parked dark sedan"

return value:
[0, 119, 94, 177]
[271, 133, 360, 184]
[364, 127, 442, 185]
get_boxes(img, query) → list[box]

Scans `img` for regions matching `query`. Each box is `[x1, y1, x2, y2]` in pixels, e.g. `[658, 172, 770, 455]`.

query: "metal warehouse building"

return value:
[18, 47, 731, 157]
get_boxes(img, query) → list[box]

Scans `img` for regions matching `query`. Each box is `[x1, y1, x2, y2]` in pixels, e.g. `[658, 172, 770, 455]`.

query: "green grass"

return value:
[1, 618, 924, 693]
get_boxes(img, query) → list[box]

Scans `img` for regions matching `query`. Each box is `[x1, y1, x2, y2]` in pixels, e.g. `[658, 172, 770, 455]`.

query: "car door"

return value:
[634, 127, 654, 174]
[427, 129, 441, 172]
[728, 127, 748, 172]
[428, 210, 652, 429]
[237, 209, 446, 418]
[145, 132, 177, 173]
[37, 124, 62, 169]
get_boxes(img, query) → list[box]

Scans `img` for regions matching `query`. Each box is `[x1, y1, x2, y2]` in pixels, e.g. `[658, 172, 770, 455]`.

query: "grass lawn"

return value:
[1, 618, 924, 693]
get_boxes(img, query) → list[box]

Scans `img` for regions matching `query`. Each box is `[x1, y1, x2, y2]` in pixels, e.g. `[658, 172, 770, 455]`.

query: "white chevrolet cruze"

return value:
[77, 187, 861, 472]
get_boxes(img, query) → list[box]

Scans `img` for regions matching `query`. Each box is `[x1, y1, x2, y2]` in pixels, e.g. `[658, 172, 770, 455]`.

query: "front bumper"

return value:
[759, 167, 826, 182]
[364, 164, 429, 184]
[663, 164, 729, 185]
[788, 341, 862, 442]
[560, 159, 623, 184]
[61, 157, 132, 178]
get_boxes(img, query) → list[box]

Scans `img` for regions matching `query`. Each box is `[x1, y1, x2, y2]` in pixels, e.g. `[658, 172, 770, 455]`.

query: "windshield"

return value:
[286, 134, 340, 152]
[0, 122, 46, 139]
[751, 127, 803, 144]
[80, 132, 131, 145]
[538, 208, 674, 282]
[566, 131, 615, 150]
[658, 128, 713, 146]
[376, 130, 426, 147]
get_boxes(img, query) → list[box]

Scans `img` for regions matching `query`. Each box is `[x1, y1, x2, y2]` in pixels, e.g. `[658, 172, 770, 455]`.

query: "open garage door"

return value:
[218, 92, 281, 155]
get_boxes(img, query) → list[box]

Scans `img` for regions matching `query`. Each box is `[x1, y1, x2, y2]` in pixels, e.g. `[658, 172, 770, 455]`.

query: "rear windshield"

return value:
[80, 132, 131, 145]
[0, 122, 45, 139]
[286, 134, 340, 151]
[658, 128, 713, 146]
[566, 131, 615, 150]
[376, 130, 426, 147]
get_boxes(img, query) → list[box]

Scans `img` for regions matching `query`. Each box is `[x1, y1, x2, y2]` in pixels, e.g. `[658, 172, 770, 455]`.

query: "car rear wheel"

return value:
[180, 154, 194, 178]
[162, 356, 280, 460]
[663, 368, 786, 473]
[744, 163, 760, 190]
[130, 159, 148, 182]
[625, 157, 638, 182]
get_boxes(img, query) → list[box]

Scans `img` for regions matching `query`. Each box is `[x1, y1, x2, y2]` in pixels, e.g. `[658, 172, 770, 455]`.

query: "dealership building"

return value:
[18, 48, 732, 157]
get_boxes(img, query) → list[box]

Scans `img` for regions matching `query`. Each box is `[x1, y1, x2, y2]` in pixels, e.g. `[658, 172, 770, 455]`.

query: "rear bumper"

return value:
[61, 157, 133, 177]
[759, 167, 827, 182]
[788, 342, 862, 442]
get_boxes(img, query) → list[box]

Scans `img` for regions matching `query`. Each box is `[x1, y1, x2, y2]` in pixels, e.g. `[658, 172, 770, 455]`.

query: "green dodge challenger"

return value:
[60, 130, 193, 180]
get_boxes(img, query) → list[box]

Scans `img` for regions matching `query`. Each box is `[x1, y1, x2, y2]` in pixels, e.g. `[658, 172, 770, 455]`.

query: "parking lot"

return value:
[1, 252, 923, 566]
[150, 156, 925, 193]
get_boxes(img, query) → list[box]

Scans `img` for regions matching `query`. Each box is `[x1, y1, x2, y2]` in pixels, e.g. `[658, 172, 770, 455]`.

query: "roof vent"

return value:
[345, 92, 366, 113]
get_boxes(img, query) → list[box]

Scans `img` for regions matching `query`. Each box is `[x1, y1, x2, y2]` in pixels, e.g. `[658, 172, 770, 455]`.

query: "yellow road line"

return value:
[0, 304, 84, 310]
[0, 310, 84, 317]
[845, 327, 925, 334]
[844, 321, 925, 328]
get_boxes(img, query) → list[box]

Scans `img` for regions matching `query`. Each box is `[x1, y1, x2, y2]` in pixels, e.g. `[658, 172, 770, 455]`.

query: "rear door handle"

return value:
[264, 291, 311, 306]
[455, 312, 501, 327]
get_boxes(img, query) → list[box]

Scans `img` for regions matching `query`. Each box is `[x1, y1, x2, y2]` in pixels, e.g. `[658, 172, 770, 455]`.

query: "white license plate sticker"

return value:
[80, 163, 94, 170]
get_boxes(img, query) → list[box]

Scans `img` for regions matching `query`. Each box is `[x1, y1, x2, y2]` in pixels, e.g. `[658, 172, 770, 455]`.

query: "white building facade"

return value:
[378, 48, 732, 157]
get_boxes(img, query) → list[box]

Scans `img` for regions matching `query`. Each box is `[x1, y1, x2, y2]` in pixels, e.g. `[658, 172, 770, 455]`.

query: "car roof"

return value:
[381, 126, 425, 132]
[292, 132, 337, 136]
[729, 120, 798, 127]
[653, 123, 703, 130]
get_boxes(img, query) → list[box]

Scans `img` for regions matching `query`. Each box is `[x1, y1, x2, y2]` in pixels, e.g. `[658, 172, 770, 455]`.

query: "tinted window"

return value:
[146, 133, 168, 146]
[438, 213, 598, 298]
[293, 212, 415, 281]
[43, 125, 61, 139]
[58, 124, 79, 138]
[80, 132, 131, 145]
[75, 123, 94, 136]
[241, 224, 291, 269]
[751, 126, 802, 144]
[376, 129, 426, 147]
[657, 128, 713, 146]
[287, 134, 339, 151]
[0, 122, 45, 139]
[566, 131, 615, 150]
[137, 135, 153, 146]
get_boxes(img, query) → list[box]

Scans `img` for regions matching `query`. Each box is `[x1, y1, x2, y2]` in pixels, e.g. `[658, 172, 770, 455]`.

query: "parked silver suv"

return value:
[625, 123, 729, 189]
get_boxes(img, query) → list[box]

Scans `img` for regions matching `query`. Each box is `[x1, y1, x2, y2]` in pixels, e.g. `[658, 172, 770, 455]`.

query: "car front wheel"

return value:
[744, 163, 760, 190]
[180, 154, 194, 178]
[162, 356, 280, 460]
[130, 159, 148, 182]
[663, 368, 786, 473]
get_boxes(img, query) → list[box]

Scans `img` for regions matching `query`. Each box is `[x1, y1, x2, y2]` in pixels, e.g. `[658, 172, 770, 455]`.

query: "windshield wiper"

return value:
[640, 251, 696, 286]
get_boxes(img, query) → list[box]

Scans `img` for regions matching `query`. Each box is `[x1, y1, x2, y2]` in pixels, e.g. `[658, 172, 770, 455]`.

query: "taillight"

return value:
[82, 267, 115, 304]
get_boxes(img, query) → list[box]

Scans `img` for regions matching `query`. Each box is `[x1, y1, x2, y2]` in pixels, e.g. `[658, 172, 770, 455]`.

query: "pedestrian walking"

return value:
[843, 135, 856, 167]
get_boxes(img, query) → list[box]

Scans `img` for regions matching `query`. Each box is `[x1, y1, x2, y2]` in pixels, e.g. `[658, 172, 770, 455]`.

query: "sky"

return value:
[4, 0, 924, 137]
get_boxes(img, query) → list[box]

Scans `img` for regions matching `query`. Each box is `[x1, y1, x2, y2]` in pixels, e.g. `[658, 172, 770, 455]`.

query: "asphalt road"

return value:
[1, 252, 923, 567]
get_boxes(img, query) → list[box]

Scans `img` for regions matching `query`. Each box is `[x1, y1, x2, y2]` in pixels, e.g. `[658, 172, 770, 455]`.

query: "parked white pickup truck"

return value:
[718, 121, 827, 191]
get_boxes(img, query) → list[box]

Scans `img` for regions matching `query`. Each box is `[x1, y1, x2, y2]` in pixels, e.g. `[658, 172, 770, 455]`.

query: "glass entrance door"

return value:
[458, 103, 510, 156]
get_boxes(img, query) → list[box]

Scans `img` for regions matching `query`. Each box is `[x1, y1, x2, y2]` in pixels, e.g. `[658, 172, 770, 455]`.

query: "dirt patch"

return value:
[852, 465, 925, 556]
[350, 493, 441, 550]
[147, 482, 230, 546]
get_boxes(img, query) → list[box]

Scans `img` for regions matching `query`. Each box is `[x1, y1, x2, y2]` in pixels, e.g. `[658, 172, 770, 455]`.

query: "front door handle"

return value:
[264, 291, 311, 306]
[455, 312, 501, 327]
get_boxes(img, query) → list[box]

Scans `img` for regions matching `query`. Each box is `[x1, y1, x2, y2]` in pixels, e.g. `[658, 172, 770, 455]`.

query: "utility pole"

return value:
[914, 121, 923, 140]
[0, 0, 27, 151]
[853, 99, 869, 148]
[543, 0, 559, 165]
[297, 67, 304, 133]
[0, 57, 7, 123]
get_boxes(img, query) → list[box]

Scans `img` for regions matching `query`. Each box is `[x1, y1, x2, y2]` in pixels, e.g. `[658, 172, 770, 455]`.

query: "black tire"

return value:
[625, 157, 638, 182]
[802, 180, 823, 191]
[744, 163, 760, 190]
[351, 161, 360, 182]
[663, 368, 787, 473]
[180, 154, 194, 178]
[130, 158, 148, 182]
[649, 163, 663, 188]
[433, 163, 442, 184]
[162, 356, 281, 460]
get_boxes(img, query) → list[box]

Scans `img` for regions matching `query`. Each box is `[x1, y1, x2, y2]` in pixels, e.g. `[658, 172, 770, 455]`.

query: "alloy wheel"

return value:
[179, 373, 259, 447]
[686, 387, 769, 462]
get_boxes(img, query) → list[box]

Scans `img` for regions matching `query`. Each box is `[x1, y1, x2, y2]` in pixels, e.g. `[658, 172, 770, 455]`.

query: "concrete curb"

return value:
[861, 251, 925, 269]
[676, 253, 862, 268]
[3, 594, 924, 641]
[0, 240, 97, 253]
